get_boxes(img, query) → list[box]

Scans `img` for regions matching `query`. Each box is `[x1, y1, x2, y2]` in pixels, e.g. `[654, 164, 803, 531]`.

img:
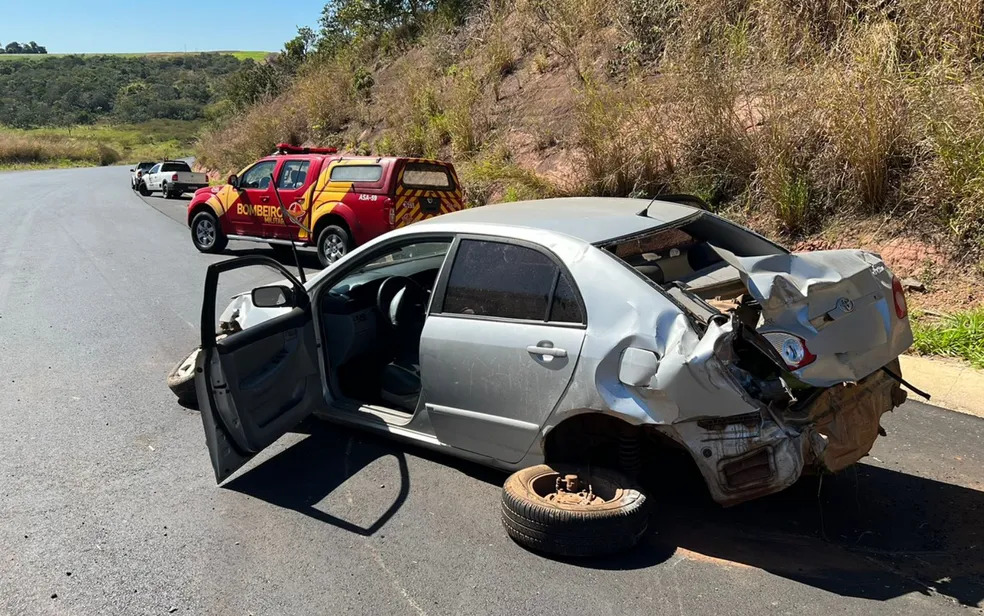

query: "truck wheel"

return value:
[501, 464, 648, 558]
[161, 181, 171, 199]
[138, 181, 150, 196]
[316, 225, 352, 268]
[191, 211, 227, 253]
[166, 346, 200, 408]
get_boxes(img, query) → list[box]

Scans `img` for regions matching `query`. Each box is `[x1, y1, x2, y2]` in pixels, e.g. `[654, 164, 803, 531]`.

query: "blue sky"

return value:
[0, 0, 326, 53]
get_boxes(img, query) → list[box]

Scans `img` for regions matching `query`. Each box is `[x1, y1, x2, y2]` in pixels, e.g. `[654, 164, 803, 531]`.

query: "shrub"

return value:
[97, 144, 121, 166]
[573, 79, 675, 196]
[912, 309, 984, 368]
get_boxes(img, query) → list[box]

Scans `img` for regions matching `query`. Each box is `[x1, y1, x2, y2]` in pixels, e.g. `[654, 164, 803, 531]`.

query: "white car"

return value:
[172, 197, 917, 558]
[130, 161, 155, 190]
[138, 160, 208, 198]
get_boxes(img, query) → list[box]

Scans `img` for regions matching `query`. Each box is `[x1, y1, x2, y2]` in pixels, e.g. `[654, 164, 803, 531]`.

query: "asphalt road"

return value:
[1, 165, 982, 615]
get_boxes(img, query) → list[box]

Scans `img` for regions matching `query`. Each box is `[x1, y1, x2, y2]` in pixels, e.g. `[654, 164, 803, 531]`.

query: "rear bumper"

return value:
[171, 183, 208, 193]
[670, 360, 906, 506]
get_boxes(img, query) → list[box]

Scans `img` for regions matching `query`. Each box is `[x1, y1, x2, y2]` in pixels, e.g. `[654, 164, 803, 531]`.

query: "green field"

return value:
[0, 120, 201, 170]
[0, 50, 272, 62]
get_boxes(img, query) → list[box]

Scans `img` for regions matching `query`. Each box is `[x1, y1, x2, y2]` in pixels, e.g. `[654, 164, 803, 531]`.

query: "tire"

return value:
[138, 181, 150, 196]
[316, 224, 352, 268]
[161, 181, 171, 199]
[190, 211, 227, 253]
[166, 346, 200, 407]
[500, 464, 648, 558]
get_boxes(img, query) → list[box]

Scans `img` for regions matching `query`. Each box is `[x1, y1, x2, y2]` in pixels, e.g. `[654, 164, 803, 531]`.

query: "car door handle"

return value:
[260, 196, 270, 203]
[527, 345, 567, 358]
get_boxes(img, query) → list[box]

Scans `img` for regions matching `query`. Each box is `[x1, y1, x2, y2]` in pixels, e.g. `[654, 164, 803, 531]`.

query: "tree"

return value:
[5, 42, 23, 54]
[283, 26, 316, 68]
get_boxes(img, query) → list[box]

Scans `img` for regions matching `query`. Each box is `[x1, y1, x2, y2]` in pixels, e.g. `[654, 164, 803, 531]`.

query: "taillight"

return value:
[892, 276, 908, 319]
[385, 198, 395, 228]
[762, 332, 817, 370]
[172, 173, 179, 181]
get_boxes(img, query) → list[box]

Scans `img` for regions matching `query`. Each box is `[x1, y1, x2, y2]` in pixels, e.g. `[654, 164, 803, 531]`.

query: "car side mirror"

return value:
[129, 168, 134, 172]
[251, 285, 296, 308]
[228, 174, 239, 189]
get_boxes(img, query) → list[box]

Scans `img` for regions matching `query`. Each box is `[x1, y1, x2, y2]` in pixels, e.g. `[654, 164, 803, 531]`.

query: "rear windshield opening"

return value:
[161, 161, 191, 172]
[609, 214, 786, 302]
[402, 163, 454, 190]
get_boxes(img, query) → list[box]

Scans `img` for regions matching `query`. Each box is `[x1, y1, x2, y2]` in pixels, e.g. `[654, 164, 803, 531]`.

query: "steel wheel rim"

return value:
[175, 348, 199, 378]
[196, 219, 216, 248]
[322, 233, 346, 263]
[528, 470, 623, 507]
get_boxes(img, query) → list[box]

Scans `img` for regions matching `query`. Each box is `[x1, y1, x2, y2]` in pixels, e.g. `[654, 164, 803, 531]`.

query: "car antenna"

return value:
[269, 173, 307, 284]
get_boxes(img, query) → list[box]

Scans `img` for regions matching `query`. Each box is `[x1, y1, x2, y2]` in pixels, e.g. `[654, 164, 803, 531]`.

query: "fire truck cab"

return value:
[187, 144, 465, 267]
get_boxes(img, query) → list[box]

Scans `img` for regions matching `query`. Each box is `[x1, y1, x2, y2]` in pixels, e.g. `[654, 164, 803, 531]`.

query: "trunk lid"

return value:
[712, 247, 913, 387]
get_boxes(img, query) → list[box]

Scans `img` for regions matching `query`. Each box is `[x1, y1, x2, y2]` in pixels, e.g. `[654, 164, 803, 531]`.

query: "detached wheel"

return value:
[166, 346, 200, 407]
[501, 464, 648, 558]
[316, 225, 351, 268]
[138, 181, 150, 196]
[190, 211, 227, 253]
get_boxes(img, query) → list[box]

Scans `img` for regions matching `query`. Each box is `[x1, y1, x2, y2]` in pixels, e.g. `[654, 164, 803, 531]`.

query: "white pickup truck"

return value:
[130, 161, 155, 190]
[138, 160, 208, 199]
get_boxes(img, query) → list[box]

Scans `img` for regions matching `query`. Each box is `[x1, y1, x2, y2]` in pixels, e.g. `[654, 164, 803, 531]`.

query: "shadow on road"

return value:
[222, 423, 983, 607]
[631, 460, 984, 608]
[224, 420, 411, 536]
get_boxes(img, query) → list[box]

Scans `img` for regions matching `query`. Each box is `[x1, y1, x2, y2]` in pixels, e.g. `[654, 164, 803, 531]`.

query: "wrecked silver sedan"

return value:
[186, 197, 913, 557]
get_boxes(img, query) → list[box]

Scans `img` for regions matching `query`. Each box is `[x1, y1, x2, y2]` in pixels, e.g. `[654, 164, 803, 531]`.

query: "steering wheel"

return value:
[376, 276, 429, 329]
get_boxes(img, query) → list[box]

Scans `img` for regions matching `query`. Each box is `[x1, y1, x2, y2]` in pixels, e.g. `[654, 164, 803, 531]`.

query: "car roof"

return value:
[414, 197, 701, 244]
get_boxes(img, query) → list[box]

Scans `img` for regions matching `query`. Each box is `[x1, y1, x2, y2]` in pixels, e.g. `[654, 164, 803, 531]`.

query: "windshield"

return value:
[328, 241, 451, 296]
[401, 162, 454, 190]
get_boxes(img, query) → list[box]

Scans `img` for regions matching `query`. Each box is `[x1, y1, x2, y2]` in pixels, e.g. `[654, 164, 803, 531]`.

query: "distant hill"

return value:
[0, 52, 271, 127]
[0, 50, 272, 62]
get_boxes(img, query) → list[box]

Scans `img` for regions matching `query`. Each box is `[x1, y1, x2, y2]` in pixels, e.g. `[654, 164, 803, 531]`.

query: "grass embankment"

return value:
[0, 120, 200, 170]
[197, 0, 984, 265]
[912, 310, 984, 368]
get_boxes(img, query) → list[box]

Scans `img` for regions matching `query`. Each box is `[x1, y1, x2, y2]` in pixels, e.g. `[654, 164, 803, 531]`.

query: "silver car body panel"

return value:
[713, 246, 914, 387]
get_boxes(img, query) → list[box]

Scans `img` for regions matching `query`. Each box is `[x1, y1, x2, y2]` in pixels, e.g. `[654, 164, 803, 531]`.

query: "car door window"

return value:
[328, 240, 451, 296]
[441, 240, 584, 324]
[277, 160, 311, 189]
[240, 160, 277, 189]
[330, 165, 382, 183]
[548, 272, 583, 323]
[148, 164, 161, 174]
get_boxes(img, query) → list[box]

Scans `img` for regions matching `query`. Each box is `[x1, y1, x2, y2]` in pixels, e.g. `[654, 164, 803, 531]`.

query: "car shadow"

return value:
[223, 420, 410, 536]
[222, 423, 983, 607]
[624, 462, 982, 607]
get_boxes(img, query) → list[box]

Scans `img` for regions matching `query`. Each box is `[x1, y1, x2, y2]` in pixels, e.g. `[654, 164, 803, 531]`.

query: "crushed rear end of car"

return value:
[610, 214, 914, 505]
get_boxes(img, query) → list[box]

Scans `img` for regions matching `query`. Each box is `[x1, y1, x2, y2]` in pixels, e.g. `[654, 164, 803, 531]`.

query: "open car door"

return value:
[196, 256, 323, 483]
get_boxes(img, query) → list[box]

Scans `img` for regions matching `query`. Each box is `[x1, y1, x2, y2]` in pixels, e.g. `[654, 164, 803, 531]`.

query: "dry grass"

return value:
[196, 95, 308, 172]
[194, 0, 984, 259]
